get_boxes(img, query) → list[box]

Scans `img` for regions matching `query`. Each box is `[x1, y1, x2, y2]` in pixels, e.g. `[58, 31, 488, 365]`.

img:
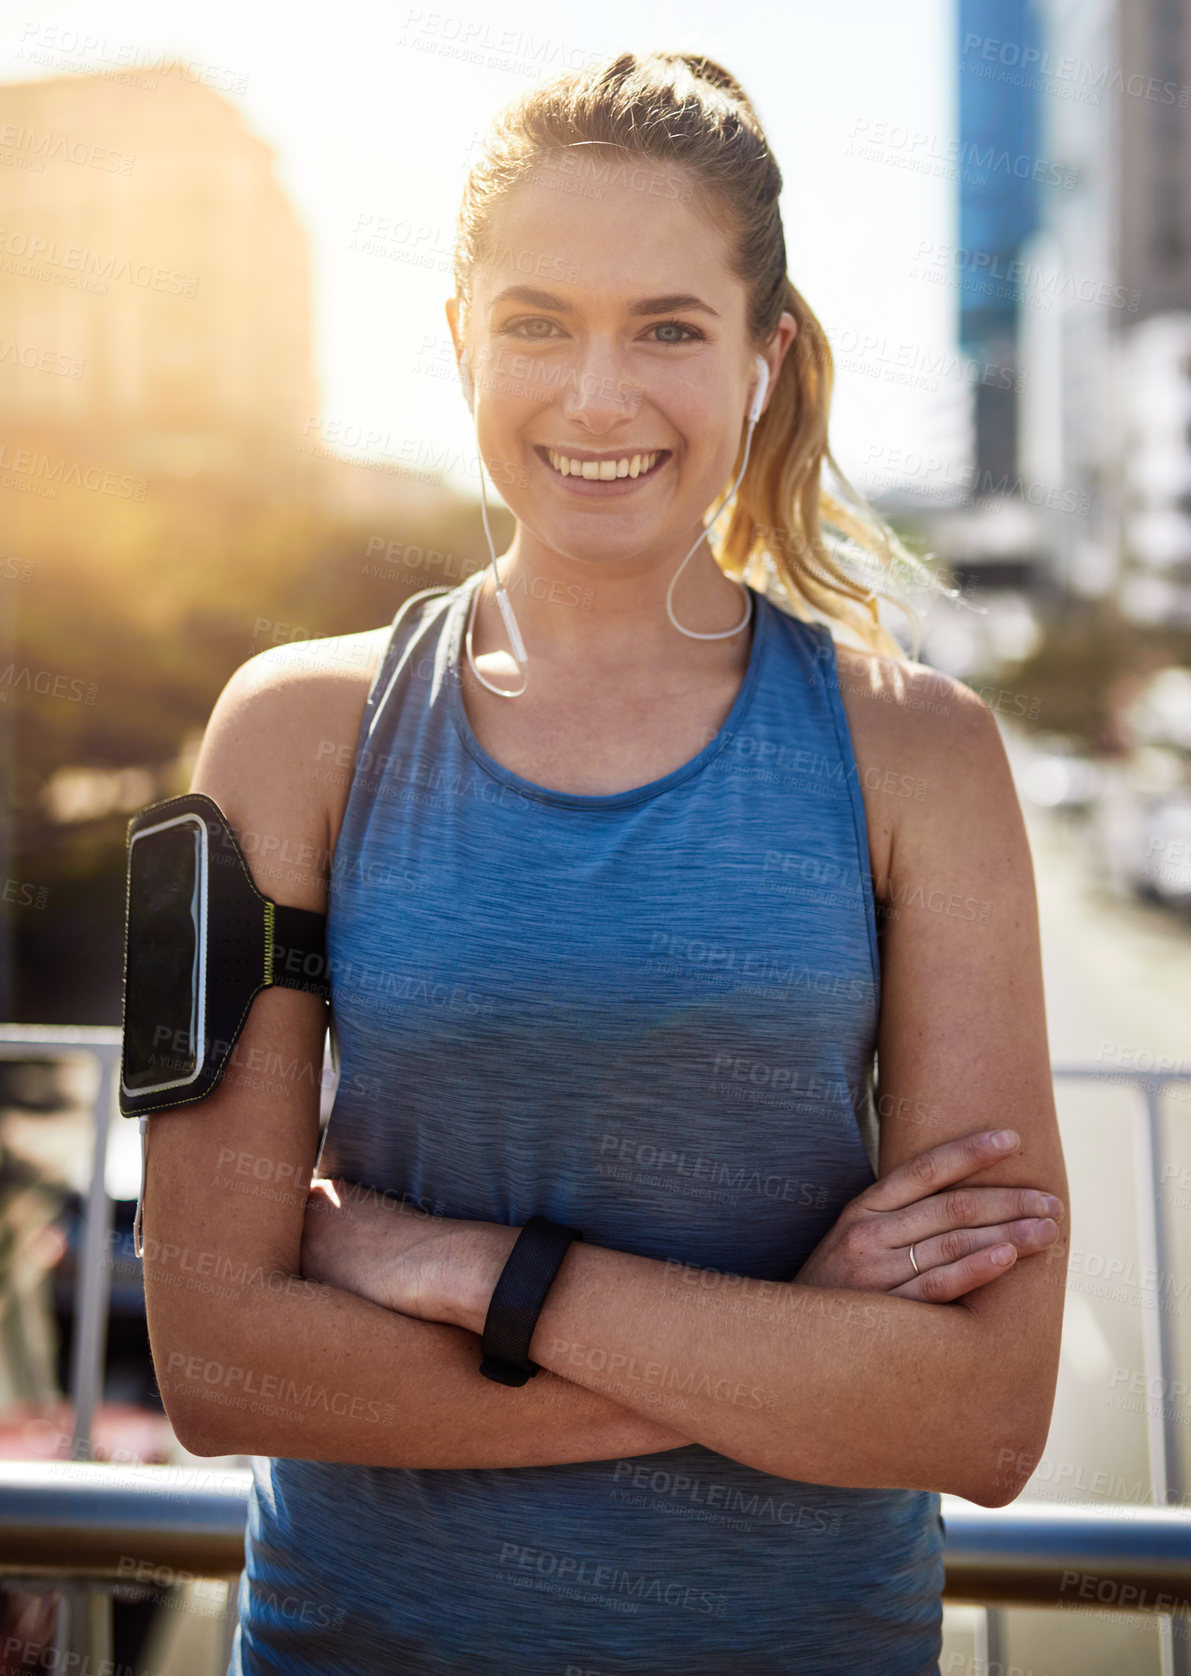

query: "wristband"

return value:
[479, 1215, 582, 1387]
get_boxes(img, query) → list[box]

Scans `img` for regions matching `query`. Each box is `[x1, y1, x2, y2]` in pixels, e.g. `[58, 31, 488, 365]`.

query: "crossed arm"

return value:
[145, 650, 1068, 1505]
[149, 1038, 1062, 1505]
[293, 1125, 1064, 1502]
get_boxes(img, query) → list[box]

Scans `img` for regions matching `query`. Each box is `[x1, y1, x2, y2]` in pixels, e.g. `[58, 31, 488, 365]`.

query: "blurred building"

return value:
[1018, 0, 1191, 624]
[0, 66, 334, 1018]
[957, 0, 1044, 490]
[899, 0, 1051, 630]
[0, 65, 325, 493]
[0, 65, 468, 1022]
[1119, 311, 1191, 622]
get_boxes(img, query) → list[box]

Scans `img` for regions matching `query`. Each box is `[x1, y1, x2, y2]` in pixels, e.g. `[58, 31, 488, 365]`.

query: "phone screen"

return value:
[122, 816, 205, 1094]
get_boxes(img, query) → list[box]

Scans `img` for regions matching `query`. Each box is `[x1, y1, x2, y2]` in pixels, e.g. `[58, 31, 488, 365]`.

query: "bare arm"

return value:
[868, 675, 1070, 1505]
[146, 639, 691, 1465]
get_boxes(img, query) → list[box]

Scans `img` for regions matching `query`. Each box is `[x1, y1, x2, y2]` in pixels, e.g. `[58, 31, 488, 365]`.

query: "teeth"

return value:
[546, 448, 661, 480]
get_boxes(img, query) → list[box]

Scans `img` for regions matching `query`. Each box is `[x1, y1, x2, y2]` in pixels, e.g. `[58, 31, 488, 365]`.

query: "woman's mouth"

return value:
[533, 445, 671, 494]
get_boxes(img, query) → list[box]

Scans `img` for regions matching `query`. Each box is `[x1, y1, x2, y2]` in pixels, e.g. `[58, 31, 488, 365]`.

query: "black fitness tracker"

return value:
[480, 1215, 583, 1386]
[119, 790, 331, 1117]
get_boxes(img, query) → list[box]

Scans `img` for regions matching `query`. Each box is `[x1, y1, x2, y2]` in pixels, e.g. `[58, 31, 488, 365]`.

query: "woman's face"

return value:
[448, 156, 790, 578]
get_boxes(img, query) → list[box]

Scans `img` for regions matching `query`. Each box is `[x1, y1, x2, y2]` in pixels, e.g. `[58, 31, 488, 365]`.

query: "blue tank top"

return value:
[229, 570, 945, 1676]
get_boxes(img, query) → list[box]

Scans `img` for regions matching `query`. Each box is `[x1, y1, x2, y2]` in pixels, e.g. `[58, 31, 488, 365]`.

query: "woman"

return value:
[142, 50, 1069, 1675]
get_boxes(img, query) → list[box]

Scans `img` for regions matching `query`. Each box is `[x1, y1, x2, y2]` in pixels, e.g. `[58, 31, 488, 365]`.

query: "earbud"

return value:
[748, 354, 769, 426]
[459, 348, 475, 414]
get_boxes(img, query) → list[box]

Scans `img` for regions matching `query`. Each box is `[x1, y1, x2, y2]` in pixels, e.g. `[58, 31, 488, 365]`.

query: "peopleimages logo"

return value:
[960, 33, 1191, 106]
[610, 1460, 844, 1531]
[0, 229, 199, 296]
[0, 442, 146, 499]
[646, 931, 873, 1001]
[498, 1541, 729, 1617]
[910, 238, 1139, 311]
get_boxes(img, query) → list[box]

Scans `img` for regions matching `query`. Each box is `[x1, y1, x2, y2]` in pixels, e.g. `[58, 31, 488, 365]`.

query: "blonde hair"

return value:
[453, 49, 951, 660]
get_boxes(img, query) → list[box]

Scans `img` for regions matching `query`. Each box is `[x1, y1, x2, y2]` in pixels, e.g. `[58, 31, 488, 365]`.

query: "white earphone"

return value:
[747, 352, 769, 425]
[458, 347, 770, 695]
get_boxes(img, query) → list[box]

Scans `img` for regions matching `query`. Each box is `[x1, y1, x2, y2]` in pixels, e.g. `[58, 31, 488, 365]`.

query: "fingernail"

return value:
[992, 1244, 1015, 1264]
[1043, 1195, 1063, 1216]
[990, 1130, 1018, 1150]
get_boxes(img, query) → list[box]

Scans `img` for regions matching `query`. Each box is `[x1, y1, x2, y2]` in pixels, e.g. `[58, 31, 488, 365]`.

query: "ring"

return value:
[908, 1242, 920, 1277]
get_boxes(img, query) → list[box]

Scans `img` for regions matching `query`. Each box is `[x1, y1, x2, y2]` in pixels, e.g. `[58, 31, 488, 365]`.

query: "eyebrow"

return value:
[488, 284, 721, 320]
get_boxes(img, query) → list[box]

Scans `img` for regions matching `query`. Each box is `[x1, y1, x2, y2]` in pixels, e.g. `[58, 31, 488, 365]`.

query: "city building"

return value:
[1018, 0, 1191, 623]
[0, 65, 324, 495]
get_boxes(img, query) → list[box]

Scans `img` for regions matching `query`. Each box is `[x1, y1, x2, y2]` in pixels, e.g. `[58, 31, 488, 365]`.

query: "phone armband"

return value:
[119, 790, 330, 1120]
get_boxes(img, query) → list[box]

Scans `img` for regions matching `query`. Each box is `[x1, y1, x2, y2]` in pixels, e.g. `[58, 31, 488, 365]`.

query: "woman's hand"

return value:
[793, 1128, 1064, 1302]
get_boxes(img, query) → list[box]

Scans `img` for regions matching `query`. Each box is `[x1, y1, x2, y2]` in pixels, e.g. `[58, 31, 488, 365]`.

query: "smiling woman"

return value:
[139, 47, 1069, 1676]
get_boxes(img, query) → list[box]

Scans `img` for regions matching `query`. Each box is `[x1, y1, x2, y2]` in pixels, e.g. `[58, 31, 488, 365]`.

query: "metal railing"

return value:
[3, 1464, 1191, 1675]
[0, 1461, 251, 1580]
[3, 1459, 1191, 1606]
[2, 1030, 1191, 1673]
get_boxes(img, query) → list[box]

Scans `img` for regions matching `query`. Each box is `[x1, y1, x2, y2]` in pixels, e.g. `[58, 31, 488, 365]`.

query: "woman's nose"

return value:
[557, 352, 643, 429]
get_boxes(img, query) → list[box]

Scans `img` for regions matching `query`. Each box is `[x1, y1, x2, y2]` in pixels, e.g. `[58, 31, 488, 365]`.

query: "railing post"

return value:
[1137, 1077, 1186, 1676]
[69, 1044, 117, 1460]
[63, 1580, 114, 1669]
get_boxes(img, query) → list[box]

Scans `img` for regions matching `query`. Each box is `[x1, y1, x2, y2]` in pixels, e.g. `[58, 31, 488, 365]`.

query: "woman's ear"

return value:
[445, 298, 474, 413]
[755, 311, 800, 410]
[445, 294, 461, 352]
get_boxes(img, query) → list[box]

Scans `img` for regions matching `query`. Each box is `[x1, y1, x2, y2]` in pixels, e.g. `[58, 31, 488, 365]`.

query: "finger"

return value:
[907, 1217, 1059, 1279]
[888, 1239, 1020, 1303]
[860, 1129, 1021, 1216]
[895, 1184, 1065, 1248]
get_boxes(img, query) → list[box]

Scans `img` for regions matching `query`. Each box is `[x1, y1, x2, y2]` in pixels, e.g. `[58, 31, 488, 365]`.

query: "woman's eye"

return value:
[652, 320, 704, 344]
[502, 317, 563, 339]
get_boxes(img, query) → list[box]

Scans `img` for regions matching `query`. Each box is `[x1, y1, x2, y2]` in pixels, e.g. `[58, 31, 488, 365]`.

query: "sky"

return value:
[1, 0, 963, 498]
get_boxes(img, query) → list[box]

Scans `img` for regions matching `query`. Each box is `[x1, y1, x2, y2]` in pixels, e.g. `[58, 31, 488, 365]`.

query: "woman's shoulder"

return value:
[196, 587, 461, 879]
[829, 638, 992, 758]
[220, 625, 394, 788]
[188, 626, 394, 912]
[239, 624, 394, 695]
[823, 635, 1003, 884]
[762, 594, 989, 766]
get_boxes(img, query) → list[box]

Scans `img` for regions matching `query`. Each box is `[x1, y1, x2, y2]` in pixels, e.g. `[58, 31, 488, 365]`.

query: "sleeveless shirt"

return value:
[228, 569, 945, 1676]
